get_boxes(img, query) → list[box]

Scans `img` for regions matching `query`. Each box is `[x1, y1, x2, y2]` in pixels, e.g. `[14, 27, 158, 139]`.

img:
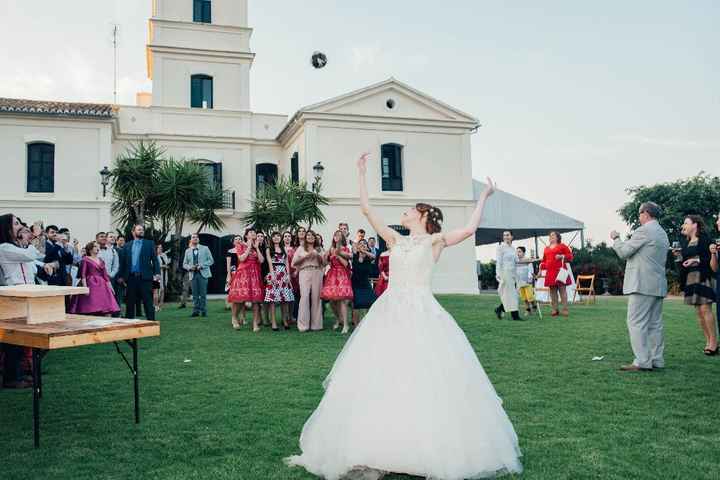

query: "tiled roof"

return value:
[0, 97, 115, 118]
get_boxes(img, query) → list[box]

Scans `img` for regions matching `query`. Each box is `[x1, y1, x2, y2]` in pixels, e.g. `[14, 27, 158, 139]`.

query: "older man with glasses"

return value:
[611, 202, 670, 372]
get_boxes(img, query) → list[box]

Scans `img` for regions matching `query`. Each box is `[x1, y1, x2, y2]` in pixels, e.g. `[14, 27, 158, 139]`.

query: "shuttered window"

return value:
[381, 143, 403, 192]
[27, 143, 55, 193]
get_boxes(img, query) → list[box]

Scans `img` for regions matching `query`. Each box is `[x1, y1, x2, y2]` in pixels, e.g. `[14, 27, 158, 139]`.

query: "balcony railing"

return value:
[222, 190, 235, 210]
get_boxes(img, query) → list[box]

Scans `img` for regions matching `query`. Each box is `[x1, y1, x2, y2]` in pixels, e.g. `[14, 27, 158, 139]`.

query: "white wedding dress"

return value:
[286, 234, 523, 480]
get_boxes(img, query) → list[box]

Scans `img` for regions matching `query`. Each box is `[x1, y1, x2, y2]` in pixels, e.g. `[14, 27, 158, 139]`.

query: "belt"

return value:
[299, 266, 322, 271]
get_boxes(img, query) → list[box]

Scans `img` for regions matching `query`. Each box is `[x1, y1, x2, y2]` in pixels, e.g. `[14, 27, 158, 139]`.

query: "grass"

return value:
[1, 295, 719, 480]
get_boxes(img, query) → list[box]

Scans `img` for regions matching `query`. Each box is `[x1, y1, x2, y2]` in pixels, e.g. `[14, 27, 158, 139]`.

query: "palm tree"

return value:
[241, 176, 329, 233]
[110, 141, 165, 226]
[154, 159, 210, 290]
[189, 184, 226, 234]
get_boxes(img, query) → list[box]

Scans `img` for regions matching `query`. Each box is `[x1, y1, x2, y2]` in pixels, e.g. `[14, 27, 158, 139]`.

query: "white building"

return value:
[0, 0, 480, 293]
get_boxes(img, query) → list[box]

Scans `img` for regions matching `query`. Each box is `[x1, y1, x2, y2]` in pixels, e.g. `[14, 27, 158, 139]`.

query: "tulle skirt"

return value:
[285, 286, 523, 480]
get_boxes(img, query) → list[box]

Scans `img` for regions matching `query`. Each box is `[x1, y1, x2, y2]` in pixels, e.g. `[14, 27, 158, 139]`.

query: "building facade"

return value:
[0, 0, 480, 293]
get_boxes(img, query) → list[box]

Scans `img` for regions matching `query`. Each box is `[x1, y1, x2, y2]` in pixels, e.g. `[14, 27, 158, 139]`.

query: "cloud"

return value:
[351, 44, 384, 72]
[610, 134, 720, 149]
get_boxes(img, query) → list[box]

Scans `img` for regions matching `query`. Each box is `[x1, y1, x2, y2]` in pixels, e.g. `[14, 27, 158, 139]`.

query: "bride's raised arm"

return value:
[441, 178, 496, 247]
[357, 153, 401, 248]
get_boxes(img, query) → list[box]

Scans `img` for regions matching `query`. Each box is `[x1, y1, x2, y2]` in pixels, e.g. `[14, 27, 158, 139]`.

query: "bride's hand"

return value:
[357, 153, 369, 175]
[481, 177, 496, 199]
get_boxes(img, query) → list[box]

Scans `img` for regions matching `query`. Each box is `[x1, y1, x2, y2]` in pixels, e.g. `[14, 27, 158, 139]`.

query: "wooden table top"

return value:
[0, 315, 160, 350]
[0, 285, 88, 297]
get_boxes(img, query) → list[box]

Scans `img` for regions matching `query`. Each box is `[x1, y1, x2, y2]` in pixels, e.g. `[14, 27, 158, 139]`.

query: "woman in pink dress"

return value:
[374, 251, 390, 297]
[321, 230, 354, 333]
[227, 229, 265, 331]
[70, 241, 120, 316]
[289, 227, 306, 324]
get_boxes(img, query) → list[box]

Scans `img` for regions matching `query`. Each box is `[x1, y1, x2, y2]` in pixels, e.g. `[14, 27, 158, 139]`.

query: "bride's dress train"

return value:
[286, 234, 523, 479]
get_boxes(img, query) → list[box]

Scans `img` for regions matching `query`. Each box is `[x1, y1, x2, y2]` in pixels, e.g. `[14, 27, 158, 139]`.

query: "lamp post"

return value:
[100, 166, 111, 197]
[312, 161, 325, 193]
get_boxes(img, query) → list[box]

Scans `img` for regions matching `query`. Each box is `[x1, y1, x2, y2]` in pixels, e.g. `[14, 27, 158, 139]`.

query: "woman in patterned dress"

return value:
[674, 215, 718, 355]
[321, 230, 354, 334]
[264, 231, 295, 330]
[374, 250, 390, 297]
[227, 229, 265, 332]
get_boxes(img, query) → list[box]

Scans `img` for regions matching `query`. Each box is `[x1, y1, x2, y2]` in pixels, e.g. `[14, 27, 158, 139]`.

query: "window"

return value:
[27, 143, 55, 193]
[381, 143, 403, 192]
[290, 152, 299, 183]
[200, 162, 222, 189]
[256, 163, 278, 191]
[191, 74, 213, 108]
[193, 0, 211, 23]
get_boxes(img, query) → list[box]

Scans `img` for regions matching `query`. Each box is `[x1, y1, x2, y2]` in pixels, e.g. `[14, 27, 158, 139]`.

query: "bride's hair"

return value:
[416, 203, 443, 234]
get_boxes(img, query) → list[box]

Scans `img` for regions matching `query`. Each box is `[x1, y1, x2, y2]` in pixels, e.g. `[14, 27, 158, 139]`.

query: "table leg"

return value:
[114, 340, 141, 424]
[132, 339, 139, 424]
[38, 352, 43, 399]
[32, 348, 41, 448]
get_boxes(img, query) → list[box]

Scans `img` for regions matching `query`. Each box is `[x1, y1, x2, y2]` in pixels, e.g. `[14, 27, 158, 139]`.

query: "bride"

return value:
[286, 153, 523, 479]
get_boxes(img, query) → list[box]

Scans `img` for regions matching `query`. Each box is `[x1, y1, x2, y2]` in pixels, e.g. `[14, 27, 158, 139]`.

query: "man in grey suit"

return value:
[611, 202, 670, 372]
[183, 233, 214, 317]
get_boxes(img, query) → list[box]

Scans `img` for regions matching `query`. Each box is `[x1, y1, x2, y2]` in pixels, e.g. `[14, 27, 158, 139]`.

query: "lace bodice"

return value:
[388, 234, 437, 290]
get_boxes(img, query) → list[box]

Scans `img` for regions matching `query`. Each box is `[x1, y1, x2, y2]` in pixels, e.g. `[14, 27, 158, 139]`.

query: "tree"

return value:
[241, 177, 329, 233]
[110, 141, 164, 227]
[572, 242, 626, 294]
[154, 159, 226, 293]
[189, 184, 226, 234]
[618, 173, 720, 243]
[109, 141, 227, 296]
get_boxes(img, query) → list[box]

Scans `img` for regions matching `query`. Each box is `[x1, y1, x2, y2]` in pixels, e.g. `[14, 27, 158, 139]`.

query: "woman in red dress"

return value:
[321, 230, 354, 334]
[374, 251, 390, 297]
[227, 229, 265, 331]
[540, 231, 574, 317]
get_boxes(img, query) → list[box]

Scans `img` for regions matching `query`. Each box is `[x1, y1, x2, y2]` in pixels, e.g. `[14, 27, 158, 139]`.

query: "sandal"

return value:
[551, 310, 560, 317]
[704, 348, 718, 356]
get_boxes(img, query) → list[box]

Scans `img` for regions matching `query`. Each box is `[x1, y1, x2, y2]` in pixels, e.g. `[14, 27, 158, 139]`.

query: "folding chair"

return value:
[573, 274, 596, 305]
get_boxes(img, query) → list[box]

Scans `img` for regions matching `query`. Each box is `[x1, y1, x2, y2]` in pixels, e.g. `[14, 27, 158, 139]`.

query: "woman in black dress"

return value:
[674, 215, 718, 355]
[351, 239, 377, 326]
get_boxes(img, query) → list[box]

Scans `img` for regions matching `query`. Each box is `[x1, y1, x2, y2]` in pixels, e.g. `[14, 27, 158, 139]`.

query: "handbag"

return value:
[555, 265, 569, 284]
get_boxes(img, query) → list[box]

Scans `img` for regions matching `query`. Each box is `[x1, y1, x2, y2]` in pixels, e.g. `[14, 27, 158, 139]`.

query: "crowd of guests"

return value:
[225, 222, 388, 334]
[0, 216, 169, 389]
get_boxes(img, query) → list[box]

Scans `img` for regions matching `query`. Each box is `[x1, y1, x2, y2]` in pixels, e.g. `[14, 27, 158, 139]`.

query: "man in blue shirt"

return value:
[117, 224, 160, 320]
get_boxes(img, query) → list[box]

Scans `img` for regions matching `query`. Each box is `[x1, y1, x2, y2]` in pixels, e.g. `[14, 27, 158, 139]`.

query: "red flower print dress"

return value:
[320, 247, 354, 301]
[228, 244, 264, 303]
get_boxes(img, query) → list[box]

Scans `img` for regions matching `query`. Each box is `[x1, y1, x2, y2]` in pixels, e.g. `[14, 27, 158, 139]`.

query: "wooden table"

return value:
[0, 286, 160, 448]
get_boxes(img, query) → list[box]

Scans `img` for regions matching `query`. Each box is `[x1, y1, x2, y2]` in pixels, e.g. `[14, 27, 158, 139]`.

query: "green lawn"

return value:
[1, 296, 718, 480]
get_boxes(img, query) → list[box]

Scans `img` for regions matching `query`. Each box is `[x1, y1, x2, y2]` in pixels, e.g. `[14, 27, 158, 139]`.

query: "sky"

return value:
[1, 0, 718, 252]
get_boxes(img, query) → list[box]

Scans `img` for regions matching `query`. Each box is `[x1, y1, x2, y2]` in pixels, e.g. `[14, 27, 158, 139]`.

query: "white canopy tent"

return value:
[473, 180, 585, 248]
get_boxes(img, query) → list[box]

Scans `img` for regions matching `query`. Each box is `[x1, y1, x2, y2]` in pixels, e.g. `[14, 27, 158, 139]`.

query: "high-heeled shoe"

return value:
[341, 325, 350, 334]
[231, 318, 240, 330]
[703, 347, 718, 356]
[551, 310, 560, 317]
[333, 322, 340, 331]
